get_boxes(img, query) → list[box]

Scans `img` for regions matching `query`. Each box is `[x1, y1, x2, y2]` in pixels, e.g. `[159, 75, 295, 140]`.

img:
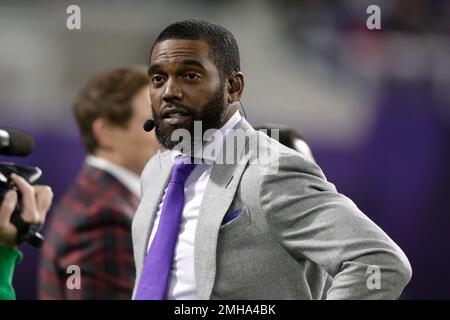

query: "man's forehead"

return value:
[150, 39, 211, 65]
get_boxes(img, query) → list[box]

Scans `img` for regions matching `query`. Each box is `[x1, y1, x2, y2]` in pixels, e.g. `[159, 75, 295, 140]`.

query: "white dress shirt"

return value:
[147, 111, 242, 300]
[86, 155, 141, 198]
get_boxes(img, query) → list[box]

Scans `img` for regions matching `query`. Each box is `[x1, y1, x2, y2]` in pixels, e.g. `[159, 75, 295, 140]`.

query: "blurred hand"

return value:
[0, 173, 53, 248]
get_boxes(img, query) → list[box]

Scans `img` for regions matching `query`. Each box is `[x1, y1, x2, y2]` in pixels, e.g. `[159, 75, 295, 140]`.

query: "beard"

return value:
[152, 86, 226, 152]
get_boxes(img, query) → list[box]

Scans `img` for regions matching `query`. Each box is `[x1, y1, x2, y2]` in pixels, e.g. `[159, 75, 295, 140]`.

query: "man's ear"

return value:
[92, 118, 115, 150]
[227, 71, 244, 104]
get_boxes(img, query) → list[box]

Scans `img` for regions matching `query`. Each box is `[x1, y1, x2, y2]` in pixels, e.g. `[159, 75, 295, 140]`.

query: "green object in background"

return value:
[0, 246, 23, 300]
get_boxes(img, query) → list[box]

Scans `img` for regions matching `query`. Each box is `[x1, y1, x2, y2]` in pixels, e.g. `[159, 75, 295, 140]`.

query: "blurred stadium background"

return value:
[1, 0, 449, 299]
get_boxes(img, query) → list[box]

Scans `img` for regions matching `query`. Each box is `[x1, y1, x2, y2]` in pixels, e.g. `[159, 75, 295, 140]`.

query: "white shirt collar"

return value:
[171, 110, 243, 163]
[86, 155, 141, 198]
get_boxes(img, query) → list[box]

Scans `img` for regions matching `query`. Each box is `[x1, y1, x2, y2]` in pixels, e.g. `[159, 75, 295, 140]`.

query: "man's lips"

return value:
[161, 105, 192, 125]
[163, 114, 191, 125]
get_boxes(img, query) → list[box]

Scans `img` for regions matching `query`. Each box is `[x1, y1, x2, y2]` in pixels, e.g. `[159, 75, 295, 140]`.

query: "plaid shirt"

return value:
[38, 165, 139, 299]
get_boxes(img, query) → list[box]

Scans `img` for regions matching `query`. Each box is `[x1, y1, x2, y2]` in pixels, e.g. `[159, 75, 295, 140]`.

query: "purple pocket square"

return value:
[221, 209, 242, 225]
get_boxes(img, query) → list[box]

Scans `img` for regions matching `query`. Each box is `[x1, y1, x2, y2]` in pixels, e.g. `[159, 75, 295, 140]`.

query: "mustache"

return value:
[157, 102, 201, 120]
[161, 102, 190, 114]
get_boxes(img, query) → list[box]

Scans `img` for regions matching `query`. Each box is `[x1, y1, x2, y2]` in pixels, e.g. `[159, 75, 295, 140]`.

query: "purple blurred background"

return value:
[1, 0, 449, 299]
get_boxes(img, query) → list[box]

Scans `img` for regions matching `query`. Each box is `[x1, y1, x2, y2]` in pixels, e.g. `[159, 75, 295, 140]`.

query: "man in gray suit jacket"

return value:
[132, 19, 412, 300]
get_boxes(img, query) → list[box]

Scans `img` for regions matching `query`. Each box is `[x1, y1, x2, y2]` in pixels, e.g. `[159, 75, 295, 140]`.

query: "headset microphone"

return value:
[143, 119, 155, 132]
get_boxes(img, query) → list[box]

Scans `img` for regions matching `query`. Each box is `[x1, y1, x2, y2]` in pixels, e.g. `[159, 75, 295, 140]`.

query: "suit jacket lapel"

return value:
[134, 151, 174, 271]
[194, 118, 253, 299]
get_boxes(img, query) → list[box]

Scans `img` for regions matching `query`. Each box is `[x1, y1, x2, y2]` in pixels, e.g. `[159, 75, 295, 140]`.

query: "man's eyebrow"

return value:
[148, 63, 162, 76]
[148, 59, 206, 76]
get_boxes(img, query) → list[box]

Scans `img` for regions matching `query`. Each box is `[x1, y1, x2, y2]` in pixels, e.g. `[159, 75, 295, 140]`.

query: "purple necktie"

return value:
[135, 157, 196, 300]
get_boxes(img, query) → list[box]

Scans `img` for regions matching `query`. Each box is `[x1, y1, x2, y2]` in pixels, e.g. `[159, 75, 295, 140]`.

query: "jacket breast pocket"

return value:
[218, 207, 252, 244]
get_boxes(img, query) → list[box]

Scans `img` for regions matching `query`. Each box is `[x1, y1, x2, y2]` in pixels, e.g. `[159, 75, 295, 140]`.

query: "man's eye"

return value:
[184, 73, 200, 80]
[152, 75, 165, 84]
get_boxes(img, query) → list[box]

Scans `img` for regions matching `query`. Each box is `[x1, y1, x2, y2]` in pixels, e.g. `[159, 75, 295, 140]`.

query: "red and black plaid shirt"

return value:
[38, 165, 139, 299]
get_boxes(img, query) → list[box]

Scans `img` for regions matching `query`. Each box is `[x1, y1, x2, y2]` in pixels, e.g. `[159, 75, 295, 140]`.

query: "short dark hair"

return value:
[152, 19, 240, 78]
[73, 66, 149, 154]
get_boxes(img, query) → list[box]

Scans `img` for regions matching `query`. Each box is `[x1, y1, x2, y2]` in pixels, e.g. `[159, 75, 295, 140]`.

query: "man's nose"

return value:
[162, 78, 183, 101]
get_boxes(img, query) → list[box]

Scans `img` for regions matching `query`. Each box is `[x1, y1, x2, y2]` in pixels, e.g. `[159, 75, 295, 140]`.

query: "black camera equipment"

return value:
[0, 128, 45, 248]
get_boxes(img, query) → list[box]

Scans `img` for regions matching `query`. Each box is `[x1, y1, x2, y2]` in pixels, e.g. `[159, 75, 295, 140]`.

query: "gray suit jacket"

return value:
[132, 118, 412, 299]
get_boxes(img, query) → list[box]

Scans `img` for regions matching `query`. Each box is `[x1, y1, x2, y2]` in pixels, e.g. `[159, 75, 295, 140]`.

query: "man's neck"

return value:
[93, 150, 138, 175]
[86, 154, 141, 197]
[221, 102, 240, 125]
